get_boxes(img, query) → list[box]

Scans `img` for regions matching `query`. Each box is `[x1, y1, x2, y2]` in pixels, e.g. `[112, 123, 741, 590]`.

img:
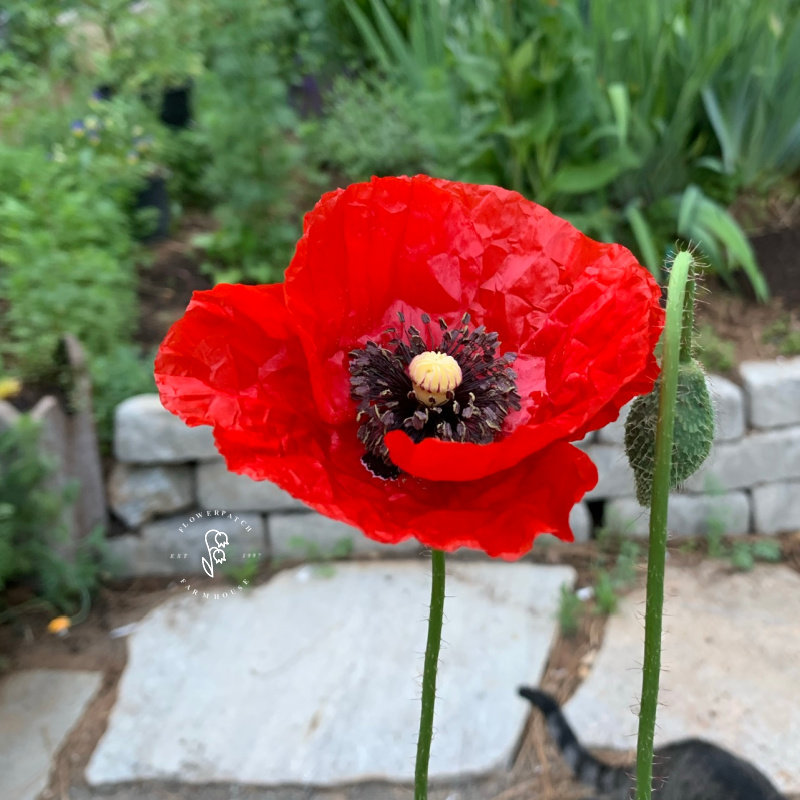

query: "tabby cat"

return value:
[519, 687, 784, 800]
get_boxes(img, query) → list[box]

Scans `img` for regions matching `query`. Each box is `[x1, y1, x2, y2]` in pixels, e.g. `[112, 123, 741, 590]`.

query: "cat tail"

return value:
[518, 687, 623, 793]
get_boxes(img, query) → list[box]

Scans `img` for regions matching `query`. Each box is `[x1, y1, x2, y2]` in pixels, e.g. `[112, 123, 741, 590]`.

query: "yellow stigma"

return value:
[409, 351, 462, 406]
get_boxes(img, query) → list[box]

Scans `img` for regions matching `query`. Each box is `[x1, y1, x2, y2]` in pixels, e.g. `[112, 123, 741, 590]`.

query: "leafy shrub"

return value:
[90, 345, 156, 455]
[557, 584, 583, 637]
[78, 0, 204, 95]
[345, 0, 777, 297]
[309, 77, 437, 181]
[0, 144, 137, 380]
[0, 415, 103, 614]
[702, 7, 800, 194]
[192, 0, 308, 284]
[696, 325, 736, 373]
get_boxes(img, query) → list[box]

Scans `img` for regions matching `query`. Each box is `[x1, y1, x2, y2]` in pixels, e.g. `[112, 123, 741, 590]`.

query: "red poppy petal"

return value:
[385, 253, 663, 482]
[214, 419, 597, 560]
[155, 283, 315, 436]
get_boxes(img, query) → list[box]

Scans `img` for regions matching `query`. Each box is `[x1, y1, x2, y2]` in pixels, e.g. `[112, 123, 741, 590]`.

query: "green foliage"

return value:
[593, 539, 641, 616]
[706, 512, 727, 558]
[57, 94, 165, 202]
[79, 0, 205, 93]
[594, 571, 619, 615]
[284, 535, 355, 562]
[0, 416, 104, 614]
[696, 324, 736, 372]
[730, 541, 755, 571]
[557, 584, 583, 637]
[308, 77, 438, 181]
[701, 7, 800, 194]
[160, 128, 214, 210]
[625, 359, 715, 506]
[343, 0, 779, 296]
[751, 539, 782, 563]
[90, 346, 156, 455]
[192, 0, 308, 283]
[222, 557, 259, 587]
[763, 316, 800, 357]
[0, 144, 137, 381]
[726, 537, 782, 571]
[0, 0, 75, 75]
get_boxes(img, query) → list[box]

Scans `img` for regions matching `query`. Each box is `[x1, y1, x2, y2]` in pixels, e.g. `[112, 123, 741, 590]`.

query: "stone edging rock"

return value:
[106, 357, 800, 576]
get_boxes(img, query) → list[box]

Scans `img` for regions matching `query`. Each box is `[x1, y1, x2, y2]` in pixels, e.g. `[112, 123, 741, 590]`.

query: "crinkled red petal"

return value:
[215, 419, 598, 559]
[155, 283, 317, 437]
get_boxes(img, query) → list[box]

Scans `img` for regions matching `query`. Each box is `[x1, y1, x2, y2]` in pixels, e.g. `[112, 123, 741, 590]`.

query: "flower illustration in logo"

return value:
[214, 531, 229, 548]
[202, 528, 229, 577]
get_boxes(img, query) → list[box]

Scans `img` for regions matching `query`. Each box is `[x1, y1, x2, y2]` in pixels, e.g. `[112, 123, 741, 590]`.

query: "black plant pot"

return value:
[92, 82, 192, 129]
[159, 83, 192, 129]
[136, 175, 170, 243]
[94, 84, 116, 101]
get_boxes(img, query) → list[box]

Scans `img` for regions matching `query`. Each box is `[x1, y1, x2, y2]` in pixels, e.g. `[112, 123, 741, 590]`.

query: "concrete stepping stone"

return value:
[86, 560, 574, 787]
[564, 562, 800, 793]
[0, 669, 102, 800]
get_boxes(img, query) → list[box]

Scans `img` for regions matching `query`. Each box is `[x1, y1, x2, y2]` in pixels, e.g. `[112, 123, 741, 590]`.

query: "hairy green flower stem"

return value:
[634, 251, 694, 800]
[414, 549, 446, 800]
[680, 272, 696, 363]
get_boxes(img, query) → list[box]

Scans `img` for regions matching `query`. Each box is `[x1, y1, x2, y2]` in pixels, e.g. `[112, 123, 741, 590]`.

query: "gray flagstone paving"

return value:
[564, 562, 800, 794]
[0, 669, 102, 800]
[85, 560, 574, 787]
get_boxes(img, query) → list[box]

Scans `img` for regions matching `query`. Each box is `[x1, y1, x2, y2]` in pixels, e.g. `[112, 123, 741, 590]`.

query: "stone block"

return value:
[685, 428, 800, 492]
[596, 402, 632, 445]
[572, 430, 596, 450]
[605, 491, 751, 537]
[108, 463, 194, 527]
[584, 445, 635, 499]
[197, 461, 305, 512]
[752, 481, 800, 535]
[0, 669, 102, 800]
[534, 503, 593, 548]
[107, 511, 266, 577]
[707, 373, 746, 441]
[269, 512, 422, 559]
[740, 357, 800, 429]
[115, 394, 220, 464]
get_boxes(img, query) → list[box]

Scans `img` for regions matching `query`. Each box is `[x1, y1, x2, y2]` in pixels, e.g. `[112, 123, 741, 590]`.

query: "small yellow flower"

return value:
[47, 616, 72, 635]
[0, 377, 21, 400]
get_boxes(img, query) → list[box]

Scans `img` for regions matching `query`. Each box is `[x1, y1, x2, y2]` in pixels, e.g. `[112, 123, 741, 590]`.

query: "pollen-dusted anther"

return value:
[409, 351, 463, 406]
[349, 311, 521, 480]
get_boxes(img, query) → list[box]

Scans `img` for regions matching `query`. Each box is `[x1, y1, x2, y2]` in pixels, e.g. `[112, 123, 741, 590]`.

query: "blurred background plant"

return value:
[0, 416, 105, 616]
[1, 0, 800, 610]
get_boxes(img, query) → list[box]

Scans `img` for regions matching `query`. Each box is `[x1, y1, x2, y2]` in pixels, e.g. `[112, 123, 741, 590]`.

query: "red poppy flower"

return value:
[155, 176, 663, 558]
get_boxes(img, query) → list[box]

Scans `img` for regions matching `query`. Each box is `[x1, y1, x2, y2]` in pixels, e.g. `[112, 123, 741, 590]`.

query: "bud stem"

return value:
[635, 250, 693, 800]
[679, 274, 696, 364]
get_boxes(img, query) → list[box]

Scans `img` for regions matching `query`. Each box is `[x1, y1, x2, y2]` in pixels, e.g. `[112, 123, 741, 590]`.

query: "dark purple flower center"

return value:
[349, 312, 521, 479]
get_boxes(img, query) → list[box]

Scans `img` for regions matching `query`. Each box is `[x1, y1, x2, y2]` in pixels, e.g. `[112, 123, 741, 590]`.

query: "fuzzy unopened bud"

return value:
[624, 359, 714, 506]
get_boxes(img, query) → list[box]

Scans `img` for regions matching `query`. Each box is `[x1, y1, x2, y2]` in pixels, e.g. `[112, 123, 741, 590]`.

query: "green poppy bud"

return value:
[624, 358, 714, 506]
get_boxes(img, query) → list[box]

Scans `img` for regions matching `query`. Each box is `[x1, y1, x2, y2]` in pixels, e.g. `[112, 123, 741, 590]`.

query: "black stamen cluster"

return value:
[349, 312, 521, 480]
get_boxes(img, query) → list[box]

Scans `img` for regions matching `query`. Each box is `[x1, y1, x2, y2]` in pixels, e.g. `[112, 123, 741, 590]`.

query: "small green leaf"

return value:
[550, 151, 640, 194]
